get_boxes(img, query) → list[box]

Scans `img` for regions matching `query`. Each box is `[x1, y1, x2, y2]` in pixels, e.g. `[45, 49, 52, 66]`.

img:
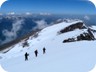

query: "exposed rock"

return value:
[87, 28, 95, 40]
[22, 41, 29, 48]
[60, 22, 86, 33]
[89, 28, 96, 33]
[63, 38, 76, 43]
[63, 29, 95, 43]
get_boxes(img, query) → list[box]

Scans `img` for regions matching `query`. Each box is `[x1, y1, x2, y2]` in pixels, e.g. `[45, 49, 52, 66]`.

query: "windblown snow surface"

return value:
[0, 20, 96, 72]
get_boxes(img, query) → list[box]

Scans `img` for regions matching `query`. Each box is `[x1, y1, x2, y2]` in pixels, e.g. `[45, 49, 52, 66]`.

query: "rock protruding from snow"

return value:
[63, 30, 95, 43]
[63, 28, 95, 43]
[89, 26, 96, 33]
[60, 22, 86, 33]
[54, 21, 96, 43]
[90, 26, 96, 31]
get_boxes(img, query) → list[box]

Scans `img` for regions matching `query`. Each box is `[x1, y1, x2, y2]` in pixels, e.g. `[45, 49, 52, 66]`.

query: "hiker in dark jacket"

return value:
[25, 52, 29, 61]
[43, 47, 46, 54]
[34, 50, 38, 57]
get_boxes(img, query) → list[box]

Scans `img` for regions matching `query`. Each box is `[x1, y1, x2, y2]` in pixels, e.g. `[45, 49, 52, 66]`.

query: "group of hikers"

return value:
[25, 47, 46, 61]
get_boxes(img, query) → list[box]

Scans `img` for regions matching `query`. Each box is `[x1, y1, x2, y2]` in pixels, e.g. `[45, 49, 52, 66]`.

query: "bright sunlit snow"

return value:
[0, 20, 96, 72]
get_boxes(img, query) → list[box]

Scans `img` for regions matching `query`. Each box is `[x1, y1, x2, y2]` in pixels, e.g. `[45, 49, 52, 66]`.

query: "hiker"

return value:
[25, 52, 29, 61]
[43, 47, 46, 54]
[34, 50, 38, 57]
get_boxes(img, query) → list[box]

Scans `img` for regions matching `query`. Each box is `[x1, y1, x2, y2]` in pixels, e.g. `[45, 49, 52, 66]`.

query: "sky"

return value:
[0, 0, 96, 14]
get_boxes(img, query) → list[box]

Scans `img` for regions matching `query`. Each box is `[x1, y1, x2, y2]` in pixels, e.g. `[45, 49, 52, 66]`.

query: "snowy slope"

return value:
[90, 26, 96, 30]
[0, 20, 96, 72]
[90, 26, 96, 38]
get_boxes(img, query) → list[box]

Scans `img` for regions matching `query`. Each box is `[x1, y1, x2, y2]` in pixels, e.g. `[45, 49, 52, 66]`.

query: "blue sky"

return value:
[0, 0, 96, 14]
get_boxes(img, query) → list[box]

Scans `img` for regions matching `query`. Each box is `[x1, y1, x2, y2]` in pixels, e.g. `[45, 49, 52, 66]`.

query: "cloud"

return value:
[34, 20, 48, 29]
[25, 12, 32, 15]
[39, 13, 51, 16]
[84, 15, 90, 20]
[2, 19, 24, 44]
[7, 12, 15, 15]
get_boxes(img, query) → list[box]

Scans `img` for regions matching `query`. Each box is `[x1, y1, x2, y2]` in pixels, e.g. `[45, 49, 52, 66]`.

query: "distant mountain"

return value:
[0, 15, 60, 45]
[0, 14, 96, 46]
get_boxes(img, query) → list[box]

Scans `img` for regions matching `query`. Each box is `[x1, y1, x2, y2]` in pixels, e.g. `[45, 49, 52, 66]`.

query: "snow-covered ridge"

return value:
[90, 26, 96, 31]
[0, 19, 96, 72]
[1, 19, 96, 53]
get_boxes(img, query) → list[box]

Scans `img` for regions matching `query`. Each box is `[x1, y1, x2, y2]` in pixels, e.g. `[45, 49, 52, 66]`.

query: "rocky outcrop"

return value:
[22, 41, 29, 48]
[60, 22, 86, 33]
[59, 21, 96, 43]
[63, 29, 95, 43]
